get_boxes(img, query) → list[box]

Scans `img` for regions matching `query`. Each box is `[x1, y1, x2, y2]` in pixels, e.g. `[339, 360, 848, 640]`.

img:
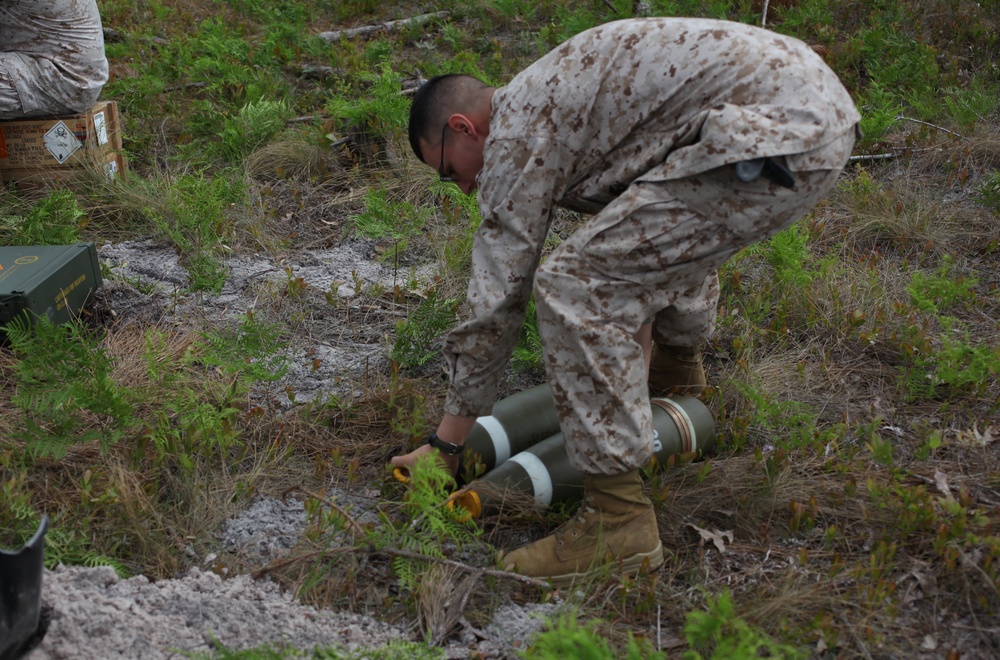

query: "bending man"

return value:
[393, 17, 859, 586]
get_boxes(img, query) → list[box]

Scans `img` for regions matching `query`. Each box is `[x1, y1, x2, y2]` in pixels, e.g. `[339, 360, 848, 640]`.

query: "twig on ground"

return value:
[380, 548, 553, 588]
[895, 115, 966, 138]
[253, 542, 555, 589]
[318, 12, 450, 42]
[848, 153, 896, 163]
[162, 81, 209, 93]
[253, 546, 352, 578]
[281, 485, 367, 537]
[840, 613, 875, 660]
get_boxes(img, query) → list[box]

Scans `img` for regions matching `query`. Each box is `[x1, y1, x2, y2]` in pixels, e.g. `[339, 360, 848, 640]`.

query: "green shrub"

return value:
[149, 171, 246, 293]
[902, 317, 1000, 400]
[0, 190, 84, 246]
[218, 98, 294, 164]
[390, 455, 482, 592]
[391, 287, 460, 368]
[201, 313, 290, 382]
[352, 187, 433, 262]
[906, 257, 978, 314]
[6, 316, 137, 458]
[327, 63, 410, 142]
[430, 180, 482, 281]
[684, 590, 805, 659]
[513, 296, 544, 373]
[522, 612, 664, 659]
[0, 478, 126, 573]
[977, 170, 1000, 214]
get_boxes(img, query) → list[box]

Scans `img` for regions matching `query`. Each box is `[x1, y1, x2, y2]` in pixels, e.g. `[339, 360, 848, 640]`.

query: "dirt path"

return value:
[28, 563, 556, 659]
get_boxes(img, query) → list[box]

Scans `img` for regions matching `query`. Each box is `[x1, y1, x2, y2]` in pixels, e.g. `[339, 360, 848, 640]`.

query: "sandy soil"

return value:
[17, 239, 559, 659]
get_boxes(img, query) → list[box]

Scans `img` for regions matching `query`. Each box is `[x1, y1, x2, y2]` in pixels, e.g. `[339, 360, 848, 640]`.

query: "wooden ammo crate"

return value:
[0, 101, 126, 192]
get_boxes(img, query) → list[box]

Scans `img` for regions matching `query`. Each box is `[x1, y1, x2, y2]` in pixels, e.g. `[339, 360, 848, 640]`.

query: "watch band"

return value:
[426, 433, 463, 456]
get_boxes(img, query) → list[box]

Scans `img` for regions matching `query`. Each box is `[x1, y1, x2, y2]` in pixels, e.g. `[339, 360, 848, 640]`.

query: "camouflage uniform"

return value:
[442, 18, 860, 474]
[0, 0, 109, 117]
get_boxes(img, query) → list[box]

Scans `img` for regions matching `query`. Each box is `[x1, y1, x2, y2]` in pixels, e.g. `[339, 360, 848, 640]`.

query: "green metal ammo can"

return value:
[0, 243, 102, 331]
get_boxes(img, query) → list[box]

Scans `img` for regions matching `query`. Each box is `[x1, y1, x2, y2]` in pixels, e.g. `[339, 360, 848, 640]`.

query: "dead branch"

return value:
[162, 81, 209, 93]
[318, 11, 450, 43]
[847, 153, 896, 163]
[295, 64, 346, 80]
[253, 542, 554, 589]
[281, 485, 367, 537]
[895, 115, 966, 139]
[288, 115, 329, 124]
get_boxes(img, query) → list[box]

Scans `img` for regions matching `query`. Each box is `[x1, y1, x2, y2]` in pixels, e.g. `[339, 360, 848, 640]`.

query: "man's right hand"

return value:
[390, 442, 462, 480]
[389, 412, 477, 481]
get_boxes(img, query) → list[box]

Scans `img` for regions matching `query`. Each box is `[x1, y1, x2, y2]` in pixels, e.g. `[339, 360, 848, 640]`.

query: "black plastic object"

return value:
[0, 516, 49, 660]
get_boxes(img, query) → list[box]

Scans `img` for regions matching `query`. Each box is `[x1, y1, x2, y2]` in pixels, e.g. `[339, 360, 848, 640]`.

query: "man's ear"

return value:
[446, 113, 479, 139]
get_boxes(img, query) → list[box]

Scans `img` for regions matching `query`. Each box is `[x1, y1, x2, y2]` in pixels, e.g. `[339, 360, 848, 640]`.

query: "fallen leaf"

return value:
[911, 560, 938, 596]
[687, 523, 734, 553]
[958, 423, 995, 447]
[934, 470, 953, 499]
[881, 425, 904, 438]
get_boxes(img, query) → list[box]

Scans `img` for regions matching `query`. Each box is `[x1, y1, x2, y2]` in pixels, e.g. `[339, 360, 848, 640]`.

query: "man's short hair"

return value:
[408, 74, 487, 162]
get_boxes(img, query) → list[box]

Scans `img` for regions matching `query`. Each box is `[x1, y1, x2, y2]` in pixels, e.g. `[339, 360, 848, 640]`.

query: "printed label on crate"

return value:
[94, 111, 108, 146]
[43, 121, 83, 164]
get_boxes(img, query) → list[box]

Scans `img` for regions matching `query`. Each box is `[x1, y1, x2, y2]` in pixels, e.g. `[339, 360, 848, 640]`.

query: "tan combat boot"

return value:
[500, 470, 663, 587]
[648, 344, 706, 397]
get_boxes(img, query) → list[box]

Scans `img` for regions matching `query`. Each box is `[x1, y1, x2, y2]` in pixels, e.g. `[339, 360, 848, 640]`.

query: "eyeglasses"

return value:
[438, 123, 457, 183]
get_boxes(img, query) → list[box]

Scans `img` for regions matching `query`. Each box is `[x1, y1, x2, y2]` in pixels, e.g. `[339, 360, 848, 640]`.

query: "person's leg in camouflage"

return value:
[501, 154, 850, 586]
[645, 272, 719, 396]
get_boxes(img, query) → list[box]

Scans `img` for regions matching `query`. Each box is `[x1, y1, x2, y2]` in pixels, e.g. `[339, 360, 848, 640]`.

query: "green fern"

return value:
[683, 590, 806, 659]
[7, 316, 138, 458]
[390, 288, 459, 369]
[0, 190, 83, 246]
[327, 62, 410, 142]
[522, 612, 663, 659]
[390, 455, 482, 593]
[218, 98, 293, 163]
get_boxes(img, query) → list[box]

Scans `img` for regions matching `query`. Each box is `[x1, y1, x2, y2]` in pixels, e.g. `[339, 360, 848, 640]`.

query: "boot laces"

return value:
[557, 503, 596, 543]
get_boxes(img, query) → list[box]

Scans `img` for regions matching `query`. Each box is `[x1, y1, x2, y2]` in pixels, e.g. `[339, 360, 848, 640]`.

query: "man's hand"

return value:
[389, 413, 478, 481]
[390, 443, 461, 480]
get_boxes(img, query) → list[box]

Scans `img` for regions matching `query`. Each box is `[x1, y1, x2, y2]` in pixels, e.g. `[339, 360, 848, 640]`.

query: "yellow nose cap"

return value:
[446, 489, 482, 522]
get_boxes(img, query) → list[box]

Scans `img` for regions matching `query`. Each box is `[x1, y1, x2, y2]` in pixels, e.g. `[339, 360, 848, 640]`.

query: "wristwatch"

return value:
[426, 433, 463, 456]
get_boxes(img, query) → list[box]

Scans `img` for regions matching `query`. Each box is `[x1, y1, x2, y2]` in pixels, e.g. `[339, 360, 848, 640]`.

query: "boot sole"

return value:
[544, 541, 664, 589]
